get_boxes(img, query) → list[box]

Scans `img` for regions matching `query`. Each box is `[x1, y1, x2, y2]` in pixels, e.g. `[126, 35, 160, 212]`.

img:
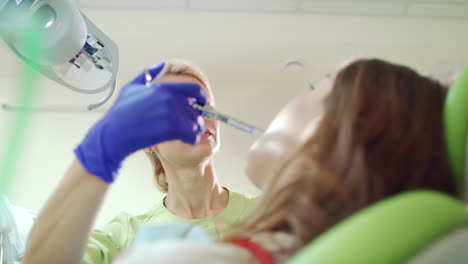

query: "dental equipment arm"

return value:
[0, 0, 119, 110]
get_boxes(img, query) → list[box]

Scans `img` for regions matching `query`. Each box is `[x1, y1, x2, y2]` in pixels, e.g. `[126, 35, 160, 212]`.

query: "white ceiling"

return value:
[77, 0, 468, 19]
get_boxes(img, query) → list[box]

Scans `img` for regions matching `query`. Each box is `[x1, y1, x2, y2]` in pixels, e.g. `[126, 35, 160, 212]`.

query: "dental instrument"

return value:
[0, 0, 119, 110]
[192, 104, 264, 137]
[144, 68, 264, 137]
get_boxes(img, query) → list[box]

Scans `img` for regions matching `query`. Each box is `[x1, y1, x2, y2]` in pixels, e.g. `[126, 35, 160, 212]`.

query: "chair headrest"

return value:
[444, 66, 468, 201]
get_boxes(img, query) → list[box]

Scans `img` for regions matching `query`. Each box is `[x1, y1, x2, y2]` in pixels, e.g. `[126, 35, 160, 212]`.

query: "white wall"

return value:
[1, 9, 467, 227]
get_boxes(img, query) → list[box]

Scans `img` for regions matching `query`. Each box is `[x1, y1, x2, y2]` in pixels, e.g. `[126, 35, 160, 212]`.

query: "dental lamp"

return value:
[0, 0, 119, 110]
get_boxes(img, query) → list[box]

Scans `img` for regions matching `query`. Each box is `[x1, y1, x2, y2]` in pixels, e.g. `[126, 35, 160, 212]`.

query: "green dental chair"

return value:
[288, 67, 468, 264]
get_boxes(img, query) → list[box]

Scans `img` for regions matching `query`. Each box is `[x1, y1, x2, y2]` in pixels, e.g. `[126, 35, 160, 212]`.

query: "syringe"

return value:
[191, 104, 264, 137]
[143, 68, 264, 137]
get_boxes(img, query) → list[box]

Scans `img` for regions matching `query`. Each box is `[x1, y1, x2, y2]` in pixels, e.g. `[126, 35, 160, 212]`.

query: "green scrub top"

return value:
[82, 190, 258, 264]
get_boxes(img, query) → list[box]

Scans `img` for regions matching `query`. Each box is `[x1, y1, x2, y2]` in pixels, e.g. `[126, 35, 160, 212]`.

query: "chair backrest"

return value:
[444, 66, 468, 201]
[287, 191, 468, 264]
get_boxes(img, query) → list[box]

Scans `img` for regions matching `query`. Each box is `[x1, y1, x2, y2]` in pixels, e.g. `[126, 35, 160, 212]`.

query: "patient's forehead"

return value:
[245, 73, 334, 189]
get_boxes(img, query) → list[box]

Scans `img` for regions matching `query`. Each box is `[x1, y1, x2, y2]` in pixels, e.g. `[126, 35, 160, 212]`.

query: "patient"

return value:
[114, 59, 457, 264]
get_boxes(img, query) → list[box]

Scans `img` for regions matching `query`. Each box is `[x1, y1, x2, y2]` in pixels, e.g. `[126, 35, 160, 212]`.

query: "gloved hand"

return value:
[74, 62, 207, 183]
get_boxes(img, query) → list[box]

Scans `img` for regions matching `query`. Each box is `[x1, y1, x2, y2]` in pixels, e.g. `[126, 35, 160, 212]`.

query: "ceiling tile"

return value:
[299, 1, 406, 16]
[411, 0, 468, 3]
[407, 3, 468, 18]
[189, 0, 299, 12]
[78, 0, 187, 9]
[77, 0, 468, 20]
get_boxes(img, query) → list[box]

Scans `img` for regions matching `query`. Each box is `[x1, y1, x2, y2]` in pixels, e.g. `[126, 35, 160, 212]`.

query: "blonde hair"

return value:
[144, 59, 213, 192]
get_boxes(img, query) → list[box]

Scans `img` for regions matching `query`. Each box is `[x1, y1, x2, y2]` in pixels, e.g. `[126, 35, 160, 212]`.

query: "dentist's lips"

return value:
[202, 129, 213, 138]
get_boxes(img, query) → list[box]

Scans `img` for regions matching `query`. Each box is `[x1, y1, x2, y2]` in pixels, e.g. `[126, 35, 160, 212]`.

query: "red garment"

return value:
[232, 238, 276, 264]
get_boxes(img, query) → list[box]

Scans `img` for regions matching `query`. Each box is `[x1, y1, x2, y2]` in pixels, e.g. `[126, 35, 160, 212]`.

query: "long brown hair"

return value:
[233, 59, 456, 254]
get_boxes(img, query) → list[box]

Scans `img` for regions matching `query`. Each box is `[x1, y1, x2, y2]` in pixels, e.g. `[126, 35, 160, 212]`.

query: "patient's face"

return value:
[245, 76, 333, 189]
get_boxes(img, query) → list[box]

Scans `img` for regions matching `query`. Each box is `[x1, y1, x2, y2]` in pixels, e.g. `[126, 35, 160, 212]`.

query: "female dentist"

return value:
[22, 61, 257, 264]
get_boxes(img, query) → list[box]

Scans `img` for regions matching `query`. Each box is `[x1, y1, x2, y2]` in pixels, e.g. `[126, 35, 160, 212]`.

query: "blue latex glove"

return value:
[74, 63, 207, 183]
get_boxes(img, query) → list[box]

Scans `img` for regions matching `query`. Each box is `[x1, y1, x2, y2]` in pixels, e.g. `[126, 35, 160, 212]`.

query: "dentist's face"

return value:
[147, 75, 220, 166]
[245, 76, 333, 189]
